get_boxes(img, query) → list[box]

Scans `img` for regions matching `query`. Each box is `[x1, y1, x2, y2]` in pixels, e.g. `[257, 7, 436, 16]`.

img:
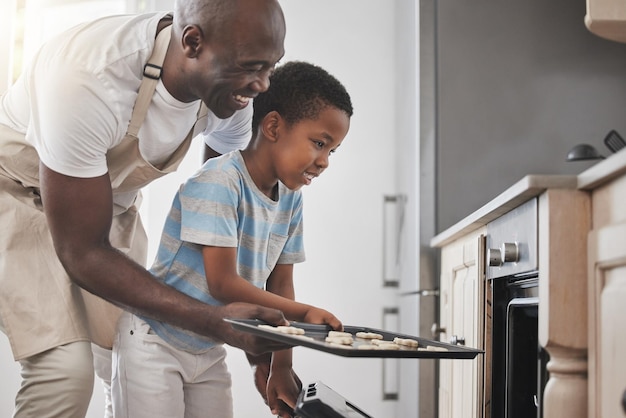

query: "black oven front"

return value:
[489, 273, 549, 418]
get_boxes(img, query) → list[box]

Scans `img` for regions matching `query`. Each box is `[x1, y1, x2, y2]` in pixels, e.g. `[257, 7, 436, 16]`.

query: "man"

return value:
[0, 0, 294, 417]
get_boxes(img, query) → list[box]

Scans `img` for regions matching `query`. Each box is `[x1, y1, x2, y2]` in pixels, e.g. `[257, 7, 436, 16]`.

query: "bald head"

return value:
[173, 0, 285, 43]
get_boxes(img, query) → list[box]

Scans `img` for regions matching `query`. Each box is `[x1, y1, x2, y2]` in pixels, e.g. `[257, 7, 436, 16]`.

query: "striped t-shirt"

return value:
[142, 150, 305, 353]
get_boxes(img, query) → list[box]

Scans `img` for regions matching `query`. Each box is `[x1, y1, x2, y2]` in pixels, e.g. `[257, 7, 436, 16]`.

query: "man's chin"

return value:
[209, 108, 234, 119]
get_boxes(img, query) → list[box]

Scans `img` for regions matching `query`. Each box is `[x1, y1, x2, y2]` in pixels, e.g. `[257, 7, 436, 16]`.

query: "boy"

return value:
[111, 61, 353, 418]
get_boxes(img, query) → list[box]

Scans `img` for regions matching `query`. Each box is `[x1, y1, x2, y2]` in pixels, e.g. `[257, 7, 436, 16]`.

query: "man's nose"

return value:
[251, 70, 271, 92]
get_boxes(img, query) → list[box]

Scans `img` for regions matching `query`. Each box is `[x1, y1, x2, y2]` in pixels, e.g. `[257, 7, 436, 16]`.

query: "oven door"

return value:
[489, 276, 549, 418]
[506, 297, 541, 418]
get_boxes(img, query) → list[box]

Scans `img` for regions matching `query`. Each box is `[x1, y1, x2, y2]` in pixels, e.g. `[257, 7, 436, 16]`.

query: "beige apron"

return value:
[0, 25, 208, 359]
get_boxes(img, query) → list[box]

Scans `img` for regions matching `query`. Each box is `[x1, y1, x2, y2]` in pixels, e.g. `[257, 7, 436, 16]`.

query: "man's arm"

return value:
[39, 163, 290, 355]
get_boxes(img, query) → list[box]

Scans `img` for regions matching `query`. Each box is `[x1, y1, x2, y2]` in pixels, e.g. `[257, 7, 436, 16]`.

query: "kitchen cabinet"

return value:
[437, 228, 486, 418]
[585, 0, 626, 43]
[432, 175, 585, 418]
[580, 153, 626, 418]
[432, 153, 626, 418]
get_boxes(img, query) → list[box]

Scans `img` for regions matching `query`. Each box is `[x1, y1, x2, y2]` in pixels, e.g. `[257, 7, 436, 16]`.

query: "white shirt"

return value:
[0, 12, 251, 178]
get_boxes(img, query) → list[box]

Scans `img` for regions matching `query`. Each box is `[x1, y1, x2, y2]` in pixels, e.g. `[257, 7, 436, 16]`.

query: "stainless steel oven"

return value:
[485, 197, 549, 418]
[295, 381, 374, 418]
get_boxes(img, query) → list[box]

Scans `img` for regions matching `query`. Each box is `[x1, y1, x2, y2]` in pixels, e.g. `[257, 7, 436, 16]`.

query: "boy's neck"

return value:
[240, 148, 279, 200]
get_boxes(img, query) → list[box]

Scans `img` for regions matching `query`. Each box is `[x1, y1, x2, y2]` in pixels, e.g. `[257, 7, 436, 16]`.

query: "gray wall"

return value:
[435, 0, 626, 232]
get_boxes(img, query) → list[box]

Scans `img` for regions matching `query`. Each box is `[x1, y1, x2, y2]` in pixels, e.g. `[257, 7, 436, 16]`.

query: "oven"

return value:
[485, 197, 549, 418]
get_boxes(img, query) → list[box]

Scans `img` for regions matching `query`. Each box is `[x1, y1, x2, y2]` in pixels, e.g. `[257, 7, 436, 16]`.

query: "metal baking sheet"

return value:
[224, 319, 482, 359]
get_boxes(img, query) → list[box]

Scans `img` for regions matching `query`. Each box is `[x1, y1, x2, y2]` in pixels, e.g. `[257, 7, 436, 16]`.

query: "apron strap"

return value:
[193, 103, 209, 137]
[126, 25, 172, 138]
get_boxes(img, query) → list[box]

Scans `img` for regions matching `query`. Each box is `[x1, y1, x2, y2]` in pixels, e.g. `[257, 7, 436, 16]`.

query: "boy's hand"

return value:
[302, 307, 343, 331]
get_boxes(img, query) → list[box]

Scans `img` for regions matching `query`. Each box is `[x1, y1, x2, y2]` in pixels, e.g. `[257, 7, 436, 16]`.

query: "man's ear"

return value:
[181, 25, 203, 58]
[261, 111, 281, 143]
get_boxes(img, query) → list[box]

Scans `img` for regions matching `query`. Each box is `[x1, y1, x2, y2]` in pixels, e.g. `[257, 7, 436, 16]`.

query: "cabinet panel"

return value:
[439, 229, 485, 418]
[589, 221, 626, 418]
[600, 267, 626, 417]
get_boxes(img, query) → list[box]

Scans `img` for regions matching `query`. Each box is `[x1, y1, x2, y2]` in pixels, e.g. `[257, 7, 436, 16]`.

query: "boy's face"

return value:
[273, 106, 350, 191]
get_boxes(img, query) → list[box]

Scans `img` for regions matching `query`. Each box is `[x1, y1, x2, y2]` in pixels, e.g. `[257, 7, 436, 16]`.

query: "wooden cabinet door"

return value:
[439, 231, 486, 418]
[588, 221, 626, 418]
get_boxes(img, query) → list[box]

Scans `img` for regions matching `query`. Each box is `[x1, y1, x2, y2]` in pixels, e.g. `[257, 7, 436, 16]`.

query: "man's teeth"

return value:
[305, 173, 315, 180]
[234, 95, 250, 104]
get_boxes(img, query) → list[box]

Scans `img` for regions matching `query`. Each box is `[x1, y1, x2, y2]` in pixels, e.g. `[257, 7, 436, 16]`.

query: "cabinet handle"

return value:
[431, 322, 446, 338]
[450, 335, 465, 345]
[382, 194, 406, 287]
[382, 307, 399, 400]
[401, 289, 439, 297]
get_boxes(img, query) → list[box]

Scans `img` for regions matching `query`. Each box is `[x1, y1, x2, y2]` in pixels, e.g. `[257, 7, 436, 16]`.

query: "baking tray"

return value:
[224, 319, 482, 359]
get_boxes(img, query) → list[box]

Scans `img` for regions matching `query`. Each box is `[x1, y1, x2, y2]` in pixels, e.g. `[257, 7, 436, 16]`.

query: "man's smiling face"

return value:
[187, 3, 285, 119]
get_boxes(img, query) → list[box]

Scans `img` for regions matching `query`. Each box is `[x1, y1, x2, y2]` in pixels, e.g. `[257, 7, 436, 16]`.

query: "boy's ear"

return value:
[260, 111, 281, 143]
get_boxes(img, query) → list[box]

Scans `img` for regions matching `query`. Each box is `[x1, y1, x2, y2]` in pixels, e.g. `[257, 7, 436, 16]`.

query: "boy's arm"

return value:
[203, 245, 342, 330]
[202, 246, 309, 320]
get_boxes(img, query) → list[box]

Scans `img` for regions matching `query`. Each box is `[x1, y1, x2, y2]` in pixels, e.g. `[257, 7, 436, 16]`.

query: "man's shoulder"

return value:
[39, 12, 166, 75]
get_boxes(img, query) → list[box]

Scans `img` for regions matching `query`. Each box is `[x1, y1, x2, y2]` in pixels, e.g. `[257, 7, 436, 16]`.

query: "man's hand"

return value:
[247, 352, 303, 417]
[214, 302, 293, 356]
[267, 364, 302, 418]
[247, 352, 272, 404]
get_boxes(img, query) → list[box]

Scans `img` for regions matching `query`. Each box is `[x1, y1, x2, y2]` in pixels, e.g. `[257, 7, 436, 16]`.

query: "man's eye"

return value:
[240, 64, 264, 73]
[313, 140, 324, 148]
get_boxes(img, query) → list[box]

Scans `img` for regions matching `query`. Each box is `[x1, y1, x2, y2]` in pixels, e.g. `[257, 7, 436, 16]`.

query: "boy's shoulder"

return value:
[201, 150, 245, 174]
[188, 151, 245, 187]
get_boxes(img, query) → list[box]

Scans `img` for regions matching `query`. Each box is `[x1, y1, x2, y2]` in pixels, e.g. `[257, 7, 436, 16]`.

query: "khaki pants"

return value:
[14, 342, 94, 418]
[4, 342, 114, 418]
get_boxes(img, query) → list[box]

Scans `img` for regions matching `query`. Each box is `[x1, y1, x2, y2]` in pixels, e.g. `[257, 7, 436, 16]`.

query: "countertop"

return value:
[431, 148, 626, 248]
[577, 146, 626, 190]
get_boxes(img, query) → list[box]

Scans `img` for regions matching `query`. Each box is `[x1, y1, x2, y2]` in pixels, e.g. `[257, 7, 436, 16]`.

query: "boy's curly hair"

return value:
[252, 61, 353, 136]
